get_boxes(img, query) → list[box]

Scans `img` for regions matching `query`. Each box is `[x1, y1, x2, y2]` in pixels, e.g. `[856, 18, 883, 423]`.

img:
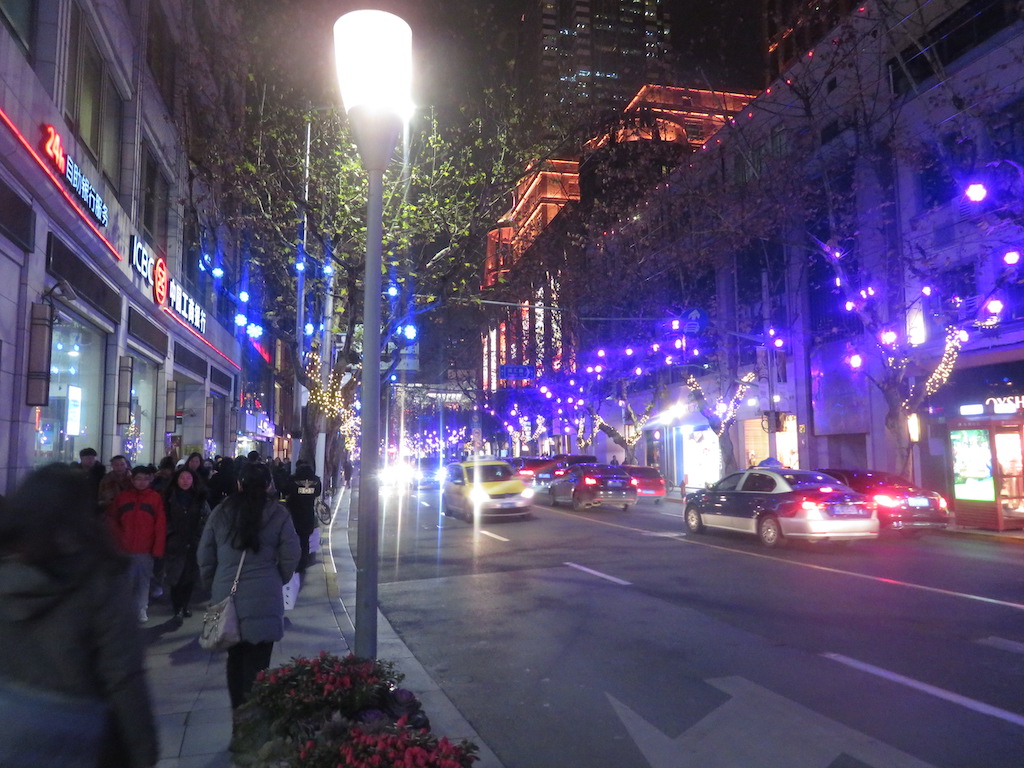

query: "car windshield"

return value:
[846, 472, 915, 490]
[469, 464, 514, 482]
[780, 471, 846, 490]
[624, 466, 661, 478]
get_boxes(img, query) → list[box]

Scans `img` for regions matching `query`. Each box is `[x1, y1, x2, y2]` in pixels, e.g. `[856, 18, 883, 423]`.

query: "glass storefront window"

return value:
[34, 313, 105, 465]
[124, 354, 158, 466]
[950, 429, 995, 502]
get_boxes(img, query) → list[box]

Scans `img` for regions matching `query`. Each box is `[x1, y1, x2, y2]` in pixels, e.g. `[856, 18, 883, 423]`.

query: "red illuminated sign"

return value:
[40, 124, 109, 226]
[153, 256, 169, 305]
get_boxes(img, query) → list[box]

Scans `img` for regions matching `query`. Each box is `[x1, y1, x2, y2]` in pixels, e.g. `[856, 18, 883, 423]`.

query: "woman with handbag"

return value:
[0, 463, 158, 767]
[197, 462, 300, 710]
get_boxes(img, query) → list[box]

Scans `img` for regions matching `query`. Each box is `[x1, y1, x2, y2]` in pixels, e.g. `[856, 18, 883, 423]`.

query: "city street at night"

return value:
[354, 488, 1024, 768]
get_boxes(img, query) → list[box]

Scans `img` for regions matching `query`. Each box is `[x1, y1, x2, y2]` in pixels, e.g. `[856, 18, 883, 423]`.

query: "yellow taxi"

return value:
[442, 459, 534, 521]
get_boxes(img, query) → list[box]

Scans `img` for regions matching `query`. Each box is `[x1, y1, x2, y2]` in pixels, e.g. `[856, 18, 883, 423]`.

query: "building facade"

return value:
[520, 0, 674, 114]
[0, 0, 273, 489]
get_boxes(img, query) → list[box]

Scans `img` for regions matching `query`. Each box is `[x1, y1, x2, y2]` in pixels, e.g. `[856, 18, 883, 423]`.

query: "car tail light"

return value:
[583, 476, 598, 485]
[630, 477, 639, 486]
[938, 495, 948, 510]
[555, 468, 567, 476]
[518, 469, 535, 477]
[873, 493, 901, 508]
[800, 499, 821, 512]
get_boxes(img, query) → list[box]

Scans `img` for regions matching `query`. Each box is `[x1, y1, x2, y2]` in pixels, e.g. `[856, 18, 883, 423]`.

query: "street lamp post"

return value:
[334, 10, 412, 658]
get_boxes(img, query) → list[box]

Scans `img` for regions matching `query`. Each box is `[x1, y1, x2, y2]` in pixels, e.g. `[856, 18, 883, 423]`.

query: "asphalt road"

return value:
[357, 487, 1024, 768]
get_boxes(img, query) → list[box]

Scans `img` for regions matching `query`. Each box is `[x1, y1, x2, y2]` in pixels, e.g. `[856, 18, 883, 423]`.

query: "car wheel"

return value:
[572, 492, 585, 511]
[550, 488, 559, 507]
[622, 504, 632, 512]
[685, 507, 704, 533]
[442, 497, 452, 517]
[654, 498, 662, 506]
[758, 515, 783, 547]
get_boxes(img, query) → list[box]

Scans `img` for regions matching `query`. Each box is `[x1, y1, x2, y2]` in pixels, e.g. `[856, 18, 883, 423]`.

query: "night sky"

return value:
[260, 0, 765, 106]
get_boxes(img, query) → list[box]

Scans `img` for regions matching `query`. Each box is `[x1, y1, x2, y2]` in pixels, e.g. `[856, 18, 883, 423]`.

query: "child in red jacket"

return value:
[107, 465, 166, 623]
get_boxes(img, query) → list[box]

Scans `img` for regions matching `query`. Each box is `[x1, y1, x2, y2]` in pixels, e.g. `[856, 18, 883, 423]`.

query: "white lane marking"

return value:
[977, 636, 1024, 655]
[679, 537, 1024, 612]
[552, 503, 1024, 612]
[823, 652, 1024, 728]
[565, 561, 631, 585]
[479, 530, 509, 542]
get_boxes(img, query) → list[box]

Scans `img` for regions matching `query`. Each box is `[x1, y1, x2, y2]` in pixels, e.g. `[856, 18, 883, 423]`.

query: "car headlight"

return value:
[520, 487, 535, 499]
[469, 486, 490, 504]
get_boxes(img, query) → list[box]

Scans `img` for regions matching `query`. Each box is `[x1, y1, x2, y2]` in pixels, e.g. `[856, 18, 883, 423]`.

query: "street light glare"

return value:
[334, 11, 414, 122]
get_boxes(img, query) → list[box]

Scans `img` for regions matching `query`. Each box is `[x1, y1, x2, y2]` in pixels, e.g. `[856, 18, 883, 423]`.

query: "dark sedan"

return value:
[819, 468, 950, 535]
[532, 454, 598, 492]
[684, 468, 878, 547]
[549, 464, 638, 511]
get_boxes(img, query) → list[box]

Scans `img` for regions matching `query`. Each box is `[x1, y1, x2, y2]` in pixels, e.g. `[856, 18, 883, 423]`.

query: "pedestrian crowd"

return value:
[0, 445, 343, 767]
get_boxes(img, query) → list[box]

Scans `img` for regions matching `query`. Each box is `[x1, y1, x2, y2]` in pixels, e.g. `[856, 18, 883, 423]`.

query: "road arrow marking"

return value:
[608, 676, 935, 768]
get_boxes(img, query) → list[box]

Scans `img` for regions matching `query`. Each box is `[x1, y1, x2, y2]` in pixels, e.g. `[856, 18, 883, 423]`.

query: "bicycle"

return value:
[315, 494, 332, 526]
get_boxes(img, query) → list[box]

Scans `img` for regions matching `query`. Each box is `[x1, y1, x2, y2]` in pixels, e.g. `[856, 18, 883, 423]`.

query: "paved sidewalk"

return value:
[147, 488, 502, 768]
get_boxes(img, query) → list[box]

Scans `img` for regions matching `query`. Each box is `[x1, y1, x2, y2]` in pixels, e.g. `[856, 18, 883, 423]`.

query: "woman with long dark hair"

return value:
[0, 464, 158, 767]
[197, 462, 299, 711]
[162, 467, 210, 625]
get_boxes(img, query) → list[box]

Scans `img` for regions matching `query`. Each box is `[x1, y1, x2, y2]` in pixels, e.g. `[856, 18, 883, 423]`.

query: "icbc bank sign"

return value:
[131, 237, 207, 333]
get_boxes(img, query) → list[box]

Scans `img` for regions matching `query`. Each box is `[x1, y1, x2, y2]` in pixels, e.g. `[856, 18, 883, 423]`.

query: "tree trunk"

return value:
[719, 430, 740, 476]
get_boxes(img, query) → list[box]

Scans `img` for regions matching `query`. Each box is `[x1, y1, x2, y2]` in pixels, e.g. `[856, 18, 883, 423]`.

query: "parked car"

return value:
[818, 469, 949, 535]
[442, 459, 534, 521]
[532, 454, 599, 492]
[621, 465, 666, 503]
[508, 456, 552, 485]
[684, 468, 879, 547]
[549, 463, 639, 511]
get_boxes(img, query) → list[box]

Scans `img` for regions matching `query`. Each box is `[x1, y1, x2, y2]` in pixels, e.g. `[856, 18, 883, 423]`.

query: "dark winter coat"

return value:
[163, 489, 210, 586]
[282, 465, 322, 537]
[197, 500, 300, 643]
[0, 554, 158, 767]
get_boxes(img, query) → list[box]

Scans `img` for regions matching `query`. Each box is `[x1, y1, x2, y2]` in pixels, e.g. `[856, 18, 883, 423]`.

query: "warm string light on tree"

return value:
[303, 351, 353, 416]
[686, 371, 755, 435]
[906, 326, 963, 407]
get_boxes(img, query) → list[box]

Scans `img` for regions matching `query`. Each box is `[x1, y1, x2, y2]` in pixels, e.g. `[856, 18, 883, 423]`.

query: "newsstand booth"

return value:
[947, 400, 1024, 532]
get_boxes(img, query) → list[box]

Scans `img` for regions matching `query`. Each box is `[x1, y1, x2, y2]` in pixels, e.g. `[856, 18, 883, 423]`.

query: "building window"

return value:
[64, 2, 122, 189]
[0, 0, 34, 52]
[146, 1, 176, 111]
[125, 353, 158, 466]
[140, 145, 169, 257]
[33, 312, 106, 466]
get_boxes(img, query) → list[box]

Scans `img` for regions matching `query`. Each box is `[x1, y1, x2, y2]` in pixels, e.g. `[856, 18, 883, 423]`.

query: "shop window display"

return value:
[33, 314, 105, 465]
[124, 354, 158, 466]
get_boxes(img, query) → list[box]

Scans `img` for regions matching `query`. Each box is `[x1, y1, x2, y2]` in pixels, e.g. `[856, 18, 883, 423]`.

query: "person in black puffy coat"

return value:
[281, 460, 321, 574]
[162, 468, 211, 625]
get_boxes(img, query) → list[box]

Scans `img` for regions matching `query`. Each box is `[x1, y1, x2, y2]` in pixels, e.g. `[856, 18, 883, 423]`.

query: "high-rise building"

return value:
[520, 0, 674, 115]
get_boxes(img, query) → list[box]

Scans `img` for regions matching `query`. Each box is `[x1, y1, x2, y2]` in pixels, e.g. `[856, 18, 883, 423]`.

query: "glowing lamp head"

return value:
[295, 262, 305, 273]
[238, 290, 249, 303]
[211, 266, 224, 278]
[986, 299, 1004, 315]
[334, 10, 413, 121]
[849, 353, 863, 369]
[304, 322, 315, 335]
[965, 183, 988, 202]
[880, 330, 898, 345]
[234, 313, 247, 328]
[1005, 251, 1021, 265]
